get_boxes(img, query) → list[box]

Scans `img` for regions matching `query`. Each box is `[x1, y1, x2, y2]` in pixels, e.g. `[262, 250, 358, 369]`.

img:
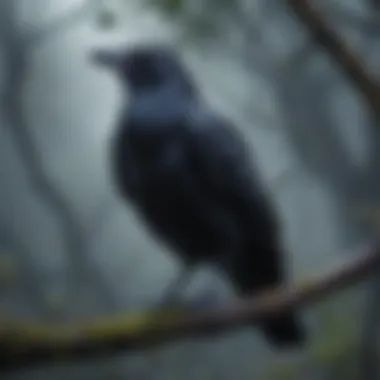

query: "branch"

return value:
[0, 241, 379, 373]
[328, 7, 380, 35]
[287, 0, 380, 118]
[368, 0, 380, 11]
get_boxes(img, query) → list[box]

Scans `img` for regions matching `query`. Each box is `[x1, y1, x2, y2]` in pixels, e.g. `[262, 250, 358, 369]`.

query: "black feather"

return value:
[92, 45, 306, 347]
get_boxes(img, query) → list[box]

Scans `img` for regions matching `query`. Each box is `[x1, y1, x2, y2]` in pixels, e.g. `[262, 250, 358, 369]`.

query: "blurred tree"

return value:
[0, 0, 117, 320]
[0, 0, 377, 377]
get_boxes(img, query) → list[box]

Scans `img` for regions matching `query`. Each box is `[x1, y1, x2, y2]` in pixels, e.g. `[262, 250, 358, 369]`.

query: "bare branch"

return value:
[327, 7, 380, 35]
[287, 4, 380, 377]
[287, 0, 380, 118]
[0, 241, 379, 373]
[368, 0, 380, 11]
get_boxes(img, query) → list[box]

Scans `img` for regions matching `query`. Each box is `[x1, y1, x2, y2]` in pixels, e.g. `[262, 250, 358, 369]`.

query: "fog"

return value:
[0, 0, 379, 379]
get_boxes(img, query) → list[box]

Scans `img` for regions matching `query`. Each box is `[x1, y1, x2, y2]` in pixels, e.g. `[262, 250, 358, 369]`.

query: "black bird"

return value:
[91, 45, 306, 348]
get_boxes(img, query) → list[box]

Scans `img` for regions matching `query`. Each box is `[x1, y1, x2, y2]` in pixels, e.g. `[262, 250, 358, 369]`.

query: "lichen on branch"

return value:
[0, 241, 379, 373]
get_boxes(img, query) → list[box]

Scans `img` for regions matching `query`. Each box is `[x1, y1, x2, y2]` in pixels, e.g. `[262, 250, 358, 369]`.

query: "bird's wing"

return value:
[186, 105, 286, 293]
[185, 105, 278, 237]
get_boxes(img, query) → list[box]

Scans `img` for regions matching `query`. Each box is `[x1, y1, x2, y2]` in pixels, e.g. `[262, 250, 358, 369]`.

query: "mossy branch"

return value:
[287, 0, 380, 118]
[1, 241, 380, 373]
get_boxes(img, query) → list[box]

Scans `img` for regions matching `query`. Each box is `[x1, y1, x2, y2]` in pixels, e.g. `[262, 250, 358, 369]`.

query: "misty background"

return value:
[0, 0, 379, 379]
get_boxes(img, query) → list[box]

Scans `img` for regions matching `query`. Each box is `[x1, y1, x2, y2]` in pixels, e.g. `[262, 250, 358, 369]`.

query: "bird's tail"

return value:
[257, 310, 305, 348]
[229, 245, 306, 348]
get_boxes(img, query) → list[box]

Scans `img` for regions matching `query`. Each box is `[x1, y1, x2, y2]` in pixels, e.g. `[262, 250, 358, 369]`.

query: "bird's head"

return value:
[90, 44, 195, 95]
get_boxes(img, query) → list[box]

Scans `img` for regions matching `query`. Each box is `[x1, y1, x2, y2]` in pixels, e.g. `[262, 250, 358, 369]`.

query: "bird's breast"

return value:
[138, 139, 191, 195]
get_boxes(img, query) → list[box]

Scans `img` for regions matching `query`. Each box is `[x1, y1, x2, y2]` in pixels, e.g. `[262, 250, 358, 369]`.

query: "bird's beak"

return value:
[90, 48, 126, 69]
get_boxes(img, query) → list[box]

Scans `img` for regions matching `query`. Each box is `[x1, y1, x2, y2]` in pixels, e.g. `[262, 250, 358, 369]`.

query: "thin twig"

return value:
[360, 269, 380, 380]
[287, 2, 380, 378]
[287, 0, 380, 118]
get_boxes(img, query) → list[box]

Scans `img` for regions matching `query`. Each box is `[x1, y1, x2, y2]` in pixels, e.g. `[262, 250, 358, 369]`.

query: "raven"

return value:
[91, 45, 306, 348]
